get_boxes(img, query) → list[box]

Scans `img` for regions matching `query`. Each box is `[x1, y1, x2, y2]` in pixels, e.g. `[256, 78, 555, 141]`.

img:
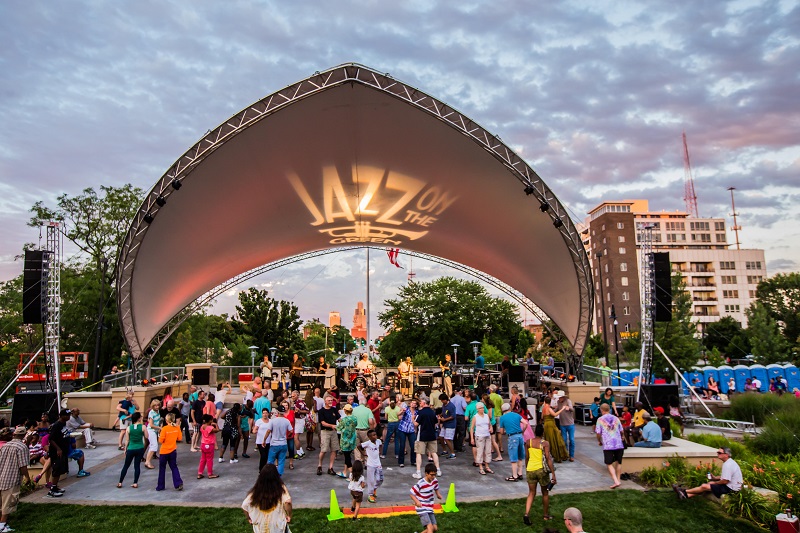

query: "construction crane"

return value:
[682, 132, 700, 217]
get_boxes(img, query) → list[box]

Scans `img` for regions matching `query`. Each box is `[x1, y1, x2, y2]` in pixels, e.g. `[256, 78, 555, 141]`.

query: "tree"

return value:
[755, 273, 800, 350]
[516, 328, 536, 359]
[581, 333, 608, 367]
[653, 273, 700, 375]
[704, 316, 746, 358]
[330, 325, 357, 355]
[746, 302, 789, 364]
[377, 277, 521, 365]
[231, 288, 304, 366]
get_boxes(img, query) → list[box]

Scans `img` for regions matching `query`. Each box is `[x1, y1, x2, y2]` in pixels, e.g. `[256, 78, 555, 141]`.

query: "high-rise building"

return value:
[582, 200, 767, 342]
[329, 311, 341, 329]
[351, 302, 367, 341]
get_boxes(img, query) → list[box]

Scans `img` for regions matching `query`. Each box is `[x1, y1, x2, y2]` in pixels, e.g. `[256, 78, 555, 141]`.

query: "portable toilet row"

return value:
[717, 366, 735, 393]
[784, 364, 800, 391]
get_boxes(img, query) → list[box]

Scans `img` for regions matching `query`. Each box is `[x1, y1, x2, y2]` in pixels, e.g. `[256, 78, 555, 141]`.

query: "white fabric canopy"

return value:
[117, 65, 592, 359]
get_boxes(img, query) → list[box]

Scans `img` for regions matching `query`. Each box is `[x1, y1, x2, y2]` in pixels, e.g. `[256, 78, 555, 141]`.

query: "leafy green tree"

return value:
[755, 273, 800, 349]
[480, 338, 504, 364]
[377, 277, 521, 365]
[516, 328, 536, 358]
[653, 273, 700, 376]
[582, 333, 608, 366]
[231, 288, 304, 366]
[161, 325, 204, 367]
[704, 316, 743, 357]
[746, 302, 789, 364]
[330, 325, 356, 355]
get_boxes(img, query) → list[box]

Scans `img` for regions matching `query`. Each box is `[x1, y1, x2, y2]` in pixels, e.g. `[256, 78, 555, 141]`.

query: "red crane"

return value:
[682, 132, 699, 217]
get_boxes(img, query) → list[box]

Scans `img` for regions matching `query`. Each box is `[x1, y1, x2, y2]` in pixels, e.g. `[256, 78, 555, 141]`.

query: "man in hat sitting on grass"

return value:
[673, 447, 743, 499]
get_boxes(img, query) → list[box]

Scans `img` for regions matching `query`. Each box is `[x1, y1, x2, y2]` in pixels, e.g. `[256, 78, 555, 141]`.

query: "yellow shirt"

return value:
[158, 424, 182, 454]
[632, 409, 647, 428]
[526, 442, 544, 472]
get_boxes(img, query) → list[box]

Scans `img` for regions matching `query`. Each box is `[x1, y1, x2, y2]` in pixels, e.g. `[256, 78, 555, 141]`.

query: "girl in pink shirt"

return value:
[198, 414, 220, 479]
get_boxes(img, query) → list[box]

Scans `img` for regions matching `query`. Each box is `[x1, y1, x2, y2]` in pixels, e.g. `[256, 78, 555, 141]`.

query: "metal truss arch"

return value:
[118, 63, 593, 360]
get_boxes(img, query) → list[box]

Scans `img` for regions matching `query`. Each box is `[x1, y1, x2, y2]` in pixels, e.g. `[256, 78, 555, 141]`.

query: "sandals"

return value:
[505, 476, 518, 482]
[197, 475, 204, 479]
[209, 474, 219, 479]
[543, 515, 553, 521]
[479, 469, 487, 475]
[485, 468, 495, 474]
[116, 483, 122, 488]
[144, 465, 155, 470]
[131, 483, 138, 488]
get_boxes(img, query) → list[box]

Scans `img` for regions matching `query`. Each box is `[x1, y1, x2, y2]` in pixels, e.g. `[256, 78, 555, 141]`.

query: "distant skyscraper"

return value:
[329, 311, 341, 329]
[351, 302, 367, 341]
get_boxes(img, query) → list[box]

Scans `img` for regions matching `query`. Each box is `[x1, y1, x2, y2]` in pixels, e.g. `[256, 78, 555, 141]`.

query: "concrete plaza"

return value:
[22, 423, 640, 509]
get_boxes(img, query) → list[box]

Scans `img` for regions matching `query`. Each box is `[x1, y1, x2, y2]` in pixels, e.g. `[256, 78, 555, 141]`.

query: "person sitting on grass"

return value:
[563, 507, 587, 532]
[633, 412, 661, 448]
[673, 447, 742, 500]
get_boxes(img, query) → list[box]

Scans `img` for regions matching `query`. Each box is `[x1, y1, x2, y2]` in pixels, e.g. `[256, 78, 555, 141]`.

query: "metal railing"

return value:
[684, 414, 758, 435]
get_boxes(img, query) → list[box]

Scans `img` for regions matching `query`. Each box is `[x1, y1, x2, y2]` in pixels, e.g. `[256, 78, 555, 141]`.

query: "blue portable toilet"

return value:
[717, 365, 735, 393]
[749, 364, 769, 392]
[701, 366, 720, 391]
[766, 364, 785, 384]
[686, 369, 704, 390]
[630, 368, 641, 385]
[783, 364, 800, 391]
[611, 372, 621, 386]
[618, 370, 633, 386]
[680, 372, 691, 394]
[733, 365, 751, 392]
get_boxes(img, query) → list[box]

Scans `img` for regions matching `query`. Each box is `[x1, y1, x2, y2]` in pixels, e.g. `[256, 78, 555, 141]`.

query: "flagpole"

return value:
[366, 246, 370, 357]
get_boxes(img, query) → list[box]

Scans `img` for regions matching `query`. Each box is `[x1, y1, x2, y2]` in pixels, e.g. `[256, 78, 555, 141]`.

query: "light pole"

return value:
[248, 345, 259, 373]
[610, 305, 621, 377]
[451, 343, 460, 367]
[470, 340, 480, 359]
[269, 347, 277, 365]
[595, 252, 610, 368]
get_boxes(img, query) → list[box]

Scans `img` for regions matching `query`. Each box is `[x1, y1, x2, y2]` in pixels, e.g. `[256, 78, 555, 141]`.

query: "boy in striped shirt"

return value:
[410, 463, 443, 532]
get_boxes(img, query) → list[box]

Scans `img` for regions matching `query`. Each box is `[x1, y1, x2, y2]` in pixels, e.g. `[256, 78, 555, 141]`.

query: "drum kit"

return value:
[344, 367, 380, 390]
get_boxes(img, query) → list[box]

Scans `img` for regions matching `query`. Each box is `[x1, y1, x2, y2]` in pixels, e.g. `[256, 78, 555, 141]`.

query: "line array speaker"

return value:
[653, 252, 673, 322]
[22, 250, 47, 324]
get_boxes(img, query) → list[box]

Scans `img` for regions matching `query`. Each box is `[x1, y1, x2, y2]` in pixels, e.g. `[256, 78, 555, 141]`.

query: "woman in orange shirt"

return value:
[156, 413, 183, 491]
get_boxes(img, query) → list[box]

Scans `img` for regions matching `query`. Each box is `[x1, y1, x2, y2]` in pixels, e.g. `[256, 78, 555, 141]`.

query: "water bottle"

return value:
[707, 471, 712, 481]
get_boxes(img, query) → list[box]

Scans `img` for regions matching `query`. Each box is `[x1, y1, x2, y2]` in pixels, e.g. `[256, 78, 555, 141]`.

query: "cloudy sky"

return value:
[1, 1, 798, 338]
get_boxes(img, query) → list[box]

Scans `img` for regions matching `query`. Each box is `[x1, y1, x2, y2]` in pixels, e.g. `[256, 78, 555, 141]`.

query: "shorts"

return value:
[526, 468, 549, 487]
[148, 428, 159, 452]
[0, 485, 20, 515]
[419, 512, 437, 527]
[68, 449, 84, 461]
[119, 417, 130, 429]
[414, 440, 437, 455]
[710, 483, 736, 498]
[350, 490, 363, 503]
[603, 448, 624, 465]
[507, 434, 525, 463]
[294, 418, 306, 434]
[320, 431, 340, 452]
[441, 427, 455, 441]
[52, 453, 69, 476]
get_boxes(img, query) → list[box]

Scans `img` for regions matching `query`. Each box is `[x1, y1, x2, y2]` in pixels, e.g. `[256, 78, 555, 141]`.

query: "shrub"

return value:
[670, 417, 683, 438]
[685, 461, 721, 487]
[728, 393, 799, 426]
[639, 466, 678, 487]
[685, 433, 753, 462]
[723, 487, 779, 528]
[750, 419, 800, 456]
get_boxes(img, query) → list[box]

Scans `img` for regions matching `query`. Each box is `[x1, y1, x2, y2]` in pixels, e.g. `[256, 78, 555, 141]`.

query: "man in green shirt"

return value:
[352, 403, 375, 462]
[382, 398, 402, 459]
[489, 385, 504, 453]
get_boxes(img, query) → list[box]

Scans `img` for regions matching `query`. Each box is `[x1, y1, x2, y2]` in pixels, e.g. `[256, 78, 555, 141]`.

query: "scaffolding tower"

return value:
[43, 222, 62, 401]
[637, 223, 656, 400]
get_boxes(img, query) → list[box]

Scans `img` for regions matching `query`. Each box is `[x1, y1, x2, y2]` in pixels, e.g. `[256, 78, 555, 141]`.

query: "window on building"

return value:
[716, 233, 726, 243]
[747, 275, 764, 284]
[690, 221, 710, 231]
[617, 222, 624, 229]
[724, 304, 741, 313]
[621, 277, 629, 286]
[666, 222, 685, 231]
[723, 290, 739, 299]
[606, 278, 609, 287]
[622, 291, 630, 301]
[623, 306, 631, 316]
[715, 221, 725, 231]
[602, 237, 607, 244]
[624, 323, 630, 332]
[602, 224, 606, 231]
[749, 290, 756, 299]
[746, 261, 763, 270]
[620, 262, 628, 272]
[721, 276, 737, 284]
[720, 261, 735, 270]
[653, 233, 662, 242]
[691, 233, 711, 242]
[619, 247, 626, 254]
[605, 264, 609, 273]
[618, 236, 625, 243]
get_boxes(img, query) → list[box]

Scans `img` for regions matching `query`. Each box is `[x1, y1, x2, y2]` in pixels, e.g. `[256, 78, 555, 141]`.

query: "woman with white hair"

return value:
[469, 402, 495, 475]
[145, 399, 162, 469]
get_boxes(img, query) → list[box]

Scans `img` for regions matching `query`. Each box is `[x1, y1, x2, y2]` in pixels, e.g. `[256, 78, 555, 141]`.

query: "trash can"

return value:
[239, 373, 253, 382]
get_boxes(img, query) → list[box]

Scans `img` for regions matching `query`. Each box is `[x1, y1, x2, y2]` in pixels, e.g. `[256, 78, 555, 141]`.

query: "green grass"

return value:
[13, 490, 766, 532]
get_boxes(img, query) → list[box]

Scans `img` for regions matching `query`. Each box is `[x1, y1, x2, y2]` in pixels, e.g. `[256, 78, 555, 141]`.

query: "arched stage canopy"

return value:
[117, 63, 593, 362]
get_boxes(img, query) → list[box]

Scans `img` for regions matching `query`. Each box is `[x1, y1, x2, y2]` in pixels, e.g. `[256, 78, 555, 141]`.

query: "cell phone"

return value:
[546, 481, 556, 491]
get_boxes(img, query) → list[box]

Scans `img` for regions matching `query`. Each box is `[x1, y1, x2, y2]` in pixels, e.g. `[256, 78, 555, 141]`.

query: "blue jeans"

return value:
[397, 431, 416, 466]
[268, 444, 288, 475]
[560, 424, 575, 458]
[156, 450, 183, 490]
[634, 441, 661, 448]
[382, 422, 400, 457]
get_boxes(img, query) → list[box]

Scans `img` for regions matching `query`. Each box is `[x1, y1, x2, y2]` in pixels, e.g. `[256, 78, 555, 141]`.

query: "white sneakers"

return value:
[218, 457, 223, 463]
[412, 472, 421, 479]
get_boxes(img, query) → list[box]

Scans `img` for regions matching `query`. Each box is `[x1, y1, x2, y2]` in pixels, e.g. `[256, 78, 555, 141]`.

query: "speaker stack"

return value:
[11, 391, 59, 426]
[653, 252, 673, 322]
[22, 250, 48, 325]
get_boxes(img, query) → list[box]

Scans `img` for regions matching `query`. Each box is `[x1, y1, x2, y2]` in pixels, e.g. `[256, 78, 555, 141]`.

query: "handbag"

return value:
[541, 440, 555, 474]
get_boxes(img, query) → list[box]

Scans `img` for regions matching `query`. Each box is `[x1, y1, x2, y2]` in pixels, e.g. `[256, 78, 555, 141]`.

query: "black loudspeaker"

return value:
[192, 368, 210, 386]
[553, 362, 566, 373]
[418, 374, 433, 387]
[653, 252, 673, 322]
[639, 384, 679, 415]
[11, 391, 58, 426]
[22, 250, 47, 324]
[509, 366, 526, 381]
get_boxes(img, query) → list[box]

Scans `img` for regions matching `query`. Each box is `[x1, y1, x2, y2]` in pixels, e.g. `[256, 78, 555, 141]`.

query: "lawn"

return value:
[14, 489, 765, 532]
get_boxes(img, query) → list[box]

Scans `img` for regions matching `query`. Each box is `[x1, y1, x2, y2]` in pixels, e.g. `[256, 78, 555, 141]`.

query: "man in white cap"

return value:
[0, 426, 31, 531]
[497, 403, 526, 481]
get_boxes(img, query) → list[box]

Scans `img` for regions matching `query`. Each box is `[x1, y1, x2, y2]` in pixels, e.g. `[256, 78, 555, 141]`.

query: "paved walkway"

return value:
[23, 424, 640, 508]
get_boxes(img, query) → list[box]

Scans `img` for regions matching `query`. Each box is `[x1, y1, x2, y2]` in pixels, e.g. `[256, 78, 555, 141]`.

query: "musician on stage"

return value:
[439, 354, 453, 396]
[500, 354, 512, 389]
[355, 353, 374, 373]
[398, 356, 414, 397]
[314, 355, 329, 374]
[290, 353, 304, 391]
[260, 355, 273, 382]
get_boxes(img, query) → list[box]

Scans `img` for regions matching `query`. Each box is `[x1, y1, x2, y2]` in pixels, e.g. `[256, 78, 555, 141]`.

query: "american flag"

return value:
[386, 248, 403, 269]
